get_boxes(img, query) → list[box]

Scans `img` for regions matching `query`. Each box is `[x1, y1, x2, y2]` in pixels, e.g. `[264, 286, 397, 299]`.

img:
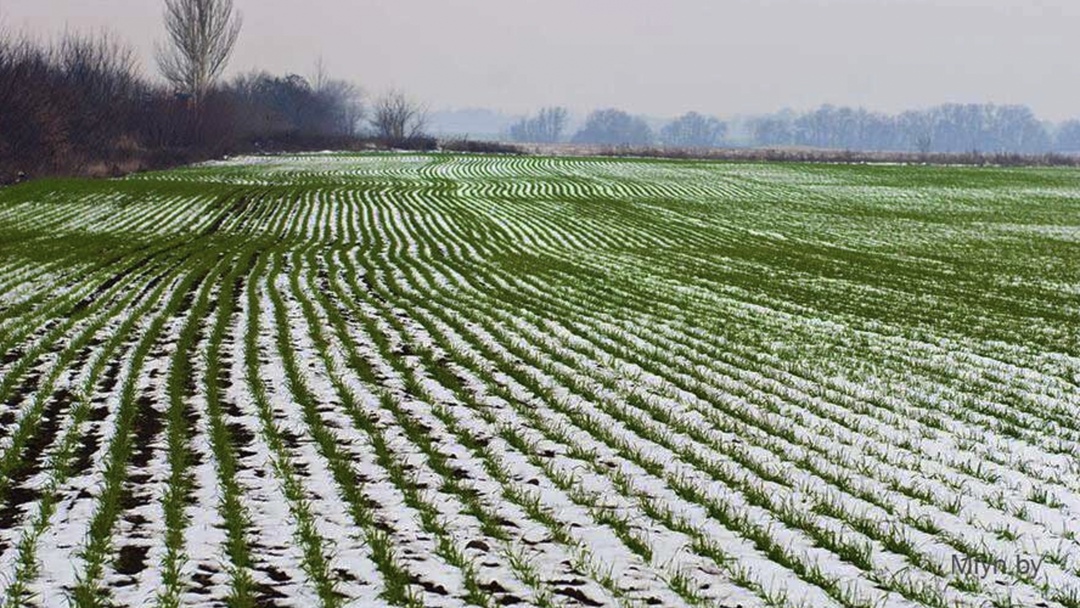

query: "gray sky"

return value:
[2, 0, 1078, 119]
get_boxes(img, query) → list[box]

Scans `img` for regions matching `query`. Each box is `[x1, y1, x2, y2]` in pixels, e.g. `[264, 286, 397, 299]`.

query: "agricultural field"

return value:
[1, 153, 1079, 608]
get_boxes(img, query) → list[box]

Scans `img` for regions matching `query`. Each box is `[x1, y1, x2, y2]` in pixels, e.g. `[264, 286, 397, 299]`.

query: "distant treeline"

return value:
[509, 108, 726, 148]
[519, 144, 1080, 168]
[0, 32, 379, 183]
[510, 105, 1080, 155]
[748, 104, 1079, 154]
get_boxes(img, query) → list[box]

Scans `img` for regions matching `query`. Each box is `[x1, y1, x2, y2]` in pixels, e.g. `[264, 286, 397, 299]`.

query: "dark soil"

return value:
[114, 545, 149, 576]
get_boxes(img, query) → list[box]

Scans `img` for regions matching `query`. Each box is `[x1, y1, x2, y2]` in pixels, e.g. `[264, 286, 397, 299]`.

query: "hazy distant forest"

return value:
[4, 0, 1080, 182]
[503, 104, 1080, 155]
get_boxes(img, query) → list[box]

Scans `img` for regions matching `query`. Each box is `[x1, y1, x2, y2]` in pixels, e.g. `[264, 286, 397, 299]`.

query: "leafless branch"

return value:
[156, 0, 242, 102]
[369, 90, 428, 142]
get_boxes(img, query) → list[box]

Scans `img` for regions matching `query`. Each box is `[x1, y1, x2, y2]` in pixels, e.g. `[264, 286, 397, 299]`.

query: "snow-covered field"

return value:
[1, 153, 1079, 608]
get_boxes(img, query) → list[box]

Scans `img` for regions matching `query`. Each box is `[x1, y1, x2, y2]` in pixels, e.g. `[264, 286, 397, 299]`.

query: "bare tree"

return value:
[370, 90, 428, 141]
[0, 36, 59, 173]
[1, 30, 149, 177]
[157, 0, 242, 102]
[309, 58, 364, 136]
[59, 32, 141, 151]
[310, 56, 330, 94]
[572, 109, 653, 146]
[318, 79, 364, 136]
[538, 107, 569, 143]
[509, 106, 569, 143]
[660, 112, 727, 148]
[1055, 120, 1080, 153]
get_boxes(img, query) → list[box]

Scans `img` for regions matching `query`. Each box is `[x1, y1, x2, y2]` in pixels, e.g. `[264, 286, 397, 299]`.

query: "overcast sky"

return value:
[2, 0, 1077, 119]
